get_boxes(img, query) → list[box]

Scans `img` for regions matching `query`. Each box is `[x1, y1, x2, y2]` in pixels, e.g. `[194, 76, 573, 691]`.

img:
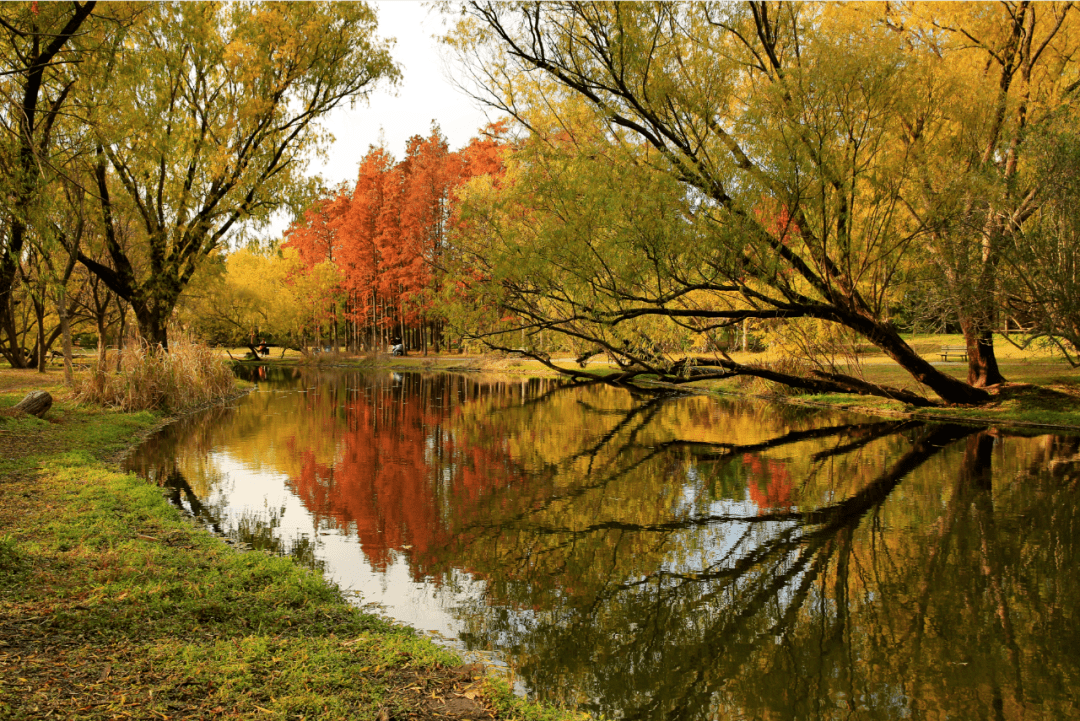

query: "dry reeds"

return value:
[73, 338, 237, 413]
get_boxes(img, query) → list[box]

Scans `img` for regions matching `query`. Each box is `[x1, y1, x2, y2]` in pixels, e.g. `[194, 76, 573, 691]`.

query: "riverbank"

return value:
[0, 369, 580, 721]
[234, 344, 1080, 431]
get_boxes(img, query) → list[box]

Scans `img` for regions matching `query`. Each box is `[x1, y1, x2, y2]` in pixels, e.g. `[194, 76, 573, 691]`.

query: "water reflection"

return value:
[126, 367, 1080, 719]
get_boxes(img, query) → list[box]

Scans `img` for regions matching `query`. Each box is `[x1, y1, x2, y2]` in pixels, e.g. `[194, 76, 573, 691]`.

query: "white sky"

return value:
[258, 2, 494, 241]
[313, 1, 492, 188]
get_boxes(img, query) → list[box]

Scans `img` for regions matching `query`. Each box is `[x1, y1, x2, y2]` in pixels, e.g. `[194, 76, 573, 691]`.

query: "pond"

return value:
[124, 366, 1080, 720]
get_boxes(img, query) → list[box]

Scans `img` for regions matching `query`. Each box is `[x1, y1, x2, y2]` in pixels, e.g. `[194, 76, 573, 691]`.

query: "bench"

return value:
[939, 345, 968, 362]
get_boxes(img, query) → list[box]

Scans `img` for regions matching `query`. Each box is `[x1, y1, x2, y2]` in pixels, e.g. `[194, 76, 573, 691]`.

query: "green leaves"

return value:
[81, 2, 400, 347]
[440, 2, 1013, 403]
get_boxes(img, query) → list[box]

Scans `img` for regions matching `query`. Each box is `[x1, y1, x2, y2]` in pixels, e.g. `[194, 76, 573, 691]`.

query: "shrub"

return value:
[73, 338, 237, 413]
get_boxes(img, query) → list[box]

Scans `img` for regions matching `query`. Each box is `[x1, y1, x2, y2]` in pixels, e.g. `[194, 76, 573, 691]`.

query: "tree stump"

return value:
[10, 390, 52, 418]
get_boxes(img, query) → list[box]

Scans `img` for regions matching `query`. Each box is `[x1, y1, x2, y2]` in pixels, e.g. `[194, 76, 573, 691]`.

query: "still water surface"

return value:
[125, 367, 1080, 720]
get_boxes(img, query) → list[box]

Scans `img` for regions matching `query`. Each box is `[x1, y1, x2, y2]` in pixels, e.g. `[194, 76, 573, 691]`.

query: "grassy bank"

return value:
[0, 369, 579, 721]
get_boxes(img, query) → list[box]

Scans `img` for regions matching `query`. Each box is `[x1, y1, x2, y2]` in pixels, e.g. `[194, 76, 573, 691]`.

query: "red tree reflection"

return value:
[284, 374, 539, 576]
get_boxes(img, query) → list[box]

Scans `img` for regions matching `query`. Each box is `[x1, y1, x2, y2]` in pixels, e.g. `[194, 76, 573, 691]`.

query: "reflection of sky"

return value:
[198, 450, 484, 645]
[187, 441, 801, 669]
[190, 429, 810, 650]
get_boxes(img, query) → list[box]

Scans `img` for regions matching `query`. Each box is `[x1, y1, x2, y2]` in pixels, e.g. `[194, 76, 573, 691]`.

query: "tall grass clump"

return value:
[73, 338, 237, 413]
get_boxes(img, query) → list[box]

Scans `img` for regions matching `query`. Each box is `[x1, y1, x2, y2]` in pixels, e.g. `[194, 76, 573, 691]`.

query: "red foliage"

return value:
[282, 123, 506, 351]
[753, 197, 799, 245]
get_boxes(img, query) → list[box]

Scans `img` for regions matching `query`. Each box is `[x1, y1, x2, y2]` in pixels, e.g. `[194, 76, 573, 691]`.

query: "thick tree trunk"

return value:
[963, 323, 1006, 387]
[132, 302, 170, 351]
[960, 215, 1007, 387]
[841, 310, 991, 405]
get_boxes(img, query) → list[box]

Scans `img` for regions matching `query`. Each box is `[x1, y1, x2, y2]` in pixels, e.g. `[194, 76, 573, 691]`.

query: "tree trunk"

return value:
[963, 323, 1006, 387]
[96, 307, 109, 367]
[829, 309, 991, 405]
[333, 302, 339, 353]
[56, 290, 74, 385]
[132, 301, 170, 351]
[399, 292, 407, 356]
[11, 390, 52, 418]
[33, 293, 46, 374]
[0, 292, 30, 369]
[115, 298, 127, 372]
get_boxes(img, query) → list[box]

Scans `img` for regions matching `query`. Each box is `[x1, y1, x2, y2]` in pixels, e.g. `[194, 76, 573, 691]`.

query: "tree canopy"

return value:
[74, 2, 398, 349]
[441, 1, 1080, 405]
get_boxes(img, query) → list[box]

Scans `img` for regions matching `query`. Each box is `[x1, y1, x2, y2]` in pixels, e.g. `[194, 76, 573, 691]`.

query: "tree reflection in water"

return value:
[126, 368, 1080, 720]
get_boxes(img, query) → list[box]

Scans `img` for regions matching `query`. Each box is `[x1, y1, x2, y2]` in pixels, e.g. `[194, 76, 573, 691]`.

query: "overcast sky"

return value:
[311, 1, 493, 187]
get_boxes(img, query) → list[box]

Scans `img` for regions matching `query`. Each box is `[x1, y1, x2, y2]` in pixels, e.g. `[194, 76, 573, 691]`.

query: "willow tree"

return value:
[893, 2, 1080, 386]
[447, 2, 1000, 405]
[1003, 104, 1080, 364]
[0, 1, 101, 367]
[77, 1, 399, 349]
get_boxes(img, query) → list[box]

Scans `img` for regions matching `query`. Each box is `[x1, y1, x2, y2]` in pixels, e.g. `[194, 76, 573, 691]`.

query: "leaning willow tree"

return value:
[444, 2, 1076, 406]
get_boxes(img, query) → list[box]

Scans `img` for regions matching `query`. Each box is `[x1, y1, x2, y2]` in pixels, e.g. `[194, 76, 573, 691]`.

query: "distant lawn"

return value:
[213, 333, 1078, 391]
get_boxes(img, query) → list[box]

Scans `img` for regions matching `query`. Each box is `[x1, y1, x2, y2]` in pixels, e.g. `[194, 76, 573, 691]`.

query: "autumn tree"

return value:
[891, 2, 1080, 385]
[1002, 102, 1080, 364]
[77, 2, 399, 350]
[287, 146, 400, 351]
[182, 246, 336, 356]
[397, 125, 462, 351]
[444, 1, 1008, 405]
[282, 192, 352, 351]
[0, 1, 104, 367]
[284, 125, 506, 354]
